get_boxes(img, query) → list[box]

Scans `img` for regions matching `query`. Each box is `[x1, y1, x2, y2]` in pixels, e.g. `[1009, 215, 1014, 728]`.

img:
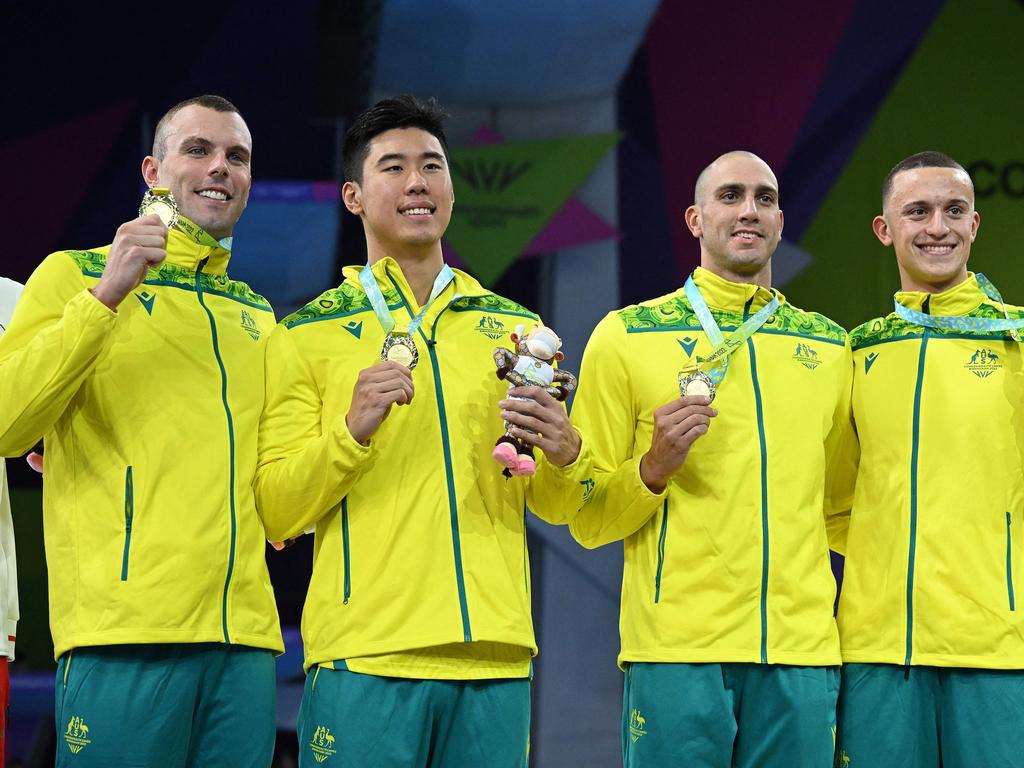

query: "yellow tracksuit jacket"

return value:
[255, 258, 591, 675]
[0, 227, 282, 658]
[570, 267, 852, 667]
[838, 274, 1024, 668]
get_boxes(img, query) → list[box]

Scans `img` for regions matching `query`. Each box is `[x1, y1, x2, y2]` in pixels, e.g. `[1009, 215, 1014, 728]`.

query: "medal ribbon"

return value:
[175, 214, 233, 252]
[684, 274, 779, 385]
[359, 263, 456, 337]
[892, 273, 1024, 336]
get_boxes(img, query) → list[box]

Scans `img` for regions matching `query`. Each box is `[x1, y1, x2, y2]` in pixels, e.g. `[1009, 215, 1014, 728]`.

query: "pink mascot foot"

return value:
[510, 455, 536, 477]
[492, 442, 519, 469]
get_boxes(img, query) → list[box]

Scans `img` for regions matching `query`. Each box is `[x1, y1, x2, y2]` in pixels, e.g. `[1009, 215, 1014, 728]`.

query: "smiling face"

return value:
[684, 152, 783, 286]
[873, 166, 979, 293]
[341, 127, 453, 262]
[141, 105, 252, 240]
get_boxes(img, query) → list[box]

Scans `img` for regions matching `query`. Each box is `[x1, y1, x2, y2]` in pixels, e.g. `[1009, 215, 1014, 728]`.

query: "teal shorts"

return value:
[55, 643, 275, 768]
[622, 662, 839, 768]
[836, 663, 1024, 767]
[298, 666, 530, 767]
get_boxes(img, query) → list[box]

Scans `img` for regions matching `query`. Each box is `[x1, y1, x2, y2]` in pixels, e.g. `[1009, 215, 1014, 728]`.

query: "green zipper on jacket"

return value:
[196, 261, 237, 644]
[342, 497, 351, 605]
[745, 299, 771, 664]
[392, 272, 473, 642]
[654, 500, 668, 603]
[1007, 512, 1016, 612]
[121, 466, 134, 581]
[905, 328, 930, 666]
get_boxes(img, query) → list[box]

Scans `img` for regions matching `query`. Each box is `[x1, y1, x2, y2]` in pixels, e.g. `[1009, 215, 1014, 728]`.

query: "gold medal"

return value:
[381, 332, 418, 369]
[678, 367, 716, 402]
[139, 187, 179, 230]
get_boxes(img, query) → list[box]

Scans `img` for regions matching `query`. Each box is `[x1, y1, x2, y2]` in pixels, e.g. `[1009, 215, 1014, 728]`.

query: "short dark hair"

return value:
[882, 151, 970, 207]
[342, 94, 450, 184]
[152, 95, 244, 160]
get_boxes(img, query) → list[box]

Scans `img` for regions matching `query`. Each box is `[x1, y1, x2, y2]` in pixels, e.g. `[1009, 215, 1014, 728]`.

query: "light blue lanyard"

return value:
[684, 274, 779, 385]
[359, 263, 456, 336]
[892, 273, 1024, 337]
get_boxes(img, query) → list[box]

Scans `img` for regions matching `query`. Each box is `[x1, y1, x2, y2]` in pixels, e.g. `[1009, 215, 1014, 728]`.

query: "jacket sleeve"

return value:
[823, 339, 858, 556]
[254, 324, 376, 541]
[0, 253, 116, 457]
[568, 313, 666, 549]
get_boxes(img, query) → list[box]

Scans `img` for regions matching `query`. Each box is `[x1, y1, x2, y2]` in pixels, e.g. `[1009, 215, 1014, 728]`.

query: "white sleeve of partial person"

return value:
[0, 277, 24, 661]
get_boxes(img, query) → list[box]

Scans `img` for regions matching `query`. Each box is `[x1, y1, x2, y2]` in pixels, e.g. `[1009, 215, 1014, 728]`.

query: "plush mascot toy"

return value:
[492, 324, 577, 476]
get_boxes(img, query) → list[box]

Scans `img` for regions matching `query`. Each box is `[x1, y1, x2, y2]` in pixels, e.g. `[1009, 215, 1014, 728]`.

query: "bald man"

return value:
[569, 152, 853, 767]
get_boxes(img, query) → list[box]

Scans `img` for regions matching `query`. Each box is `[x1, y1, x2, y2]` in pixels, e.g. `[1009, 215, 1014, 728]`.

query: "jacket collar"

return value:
[691, 266, 783, 314]
[342, 257, 490, 310]
[164, 226, 231, 275]
[894, 273, 985, 316]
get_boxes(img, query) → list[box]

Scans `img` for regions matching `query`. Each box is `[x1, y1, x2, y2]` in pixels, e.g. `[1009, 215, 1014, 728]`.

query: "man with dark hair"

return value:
[255, 93, 590, 767]
[0, 95, 281, 766]
[569, 151, 852, 767]
[833, 151, 1024, 766]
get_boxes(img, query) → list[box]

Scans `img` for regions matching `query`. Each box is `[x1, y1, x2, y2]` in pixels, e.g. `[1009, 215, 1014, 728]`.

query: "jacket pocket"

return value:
[341, 497, 351, 605]
[654, 501, 668, 604]
[121, 466, 134, 581]
[1007, 512, 1016, 612]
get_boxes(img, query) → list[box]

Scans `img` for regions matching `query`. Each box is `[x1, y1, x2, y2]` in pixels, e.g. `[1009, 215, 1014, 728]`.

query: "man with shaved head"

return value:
[833, 152, 1024, 767]
[570, 151, 852, 766]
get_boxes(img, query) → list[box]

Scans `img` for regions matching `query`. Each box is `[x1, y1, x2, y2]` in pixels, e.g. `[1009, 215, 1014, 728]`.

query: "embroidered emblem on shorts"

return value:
[64, 715, 91, 754]
[629, 708, 647, 743]
[834, 748, 851, 767]
[475, 315, 507, 340]
[793, 342, 821, 369]
[966, 348, 1001, 378]
[241, 310, 262, 341]
[310, 725, 337, 763]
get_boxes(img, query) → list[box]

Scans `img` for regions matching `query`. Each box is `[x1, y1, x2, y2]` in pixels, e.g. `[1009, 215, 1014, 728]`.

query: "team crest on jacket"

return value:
[629, 708, 647, 743]
[134, 290, 156, 315]
[966, 348, 1001, 378]
[342, 320, 363, 339]
[793, 342, 821, 369]
[475, 315, 506, 339]
[309, 725, 337, 763]
[241, 310, 261, 341]
[64, 715, 91, 754]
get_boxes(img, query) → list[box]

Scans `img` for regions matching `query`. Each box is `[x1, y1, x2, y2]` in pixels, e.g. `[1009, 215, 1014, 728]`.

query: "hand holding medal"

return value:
[90, 188, 173, 311]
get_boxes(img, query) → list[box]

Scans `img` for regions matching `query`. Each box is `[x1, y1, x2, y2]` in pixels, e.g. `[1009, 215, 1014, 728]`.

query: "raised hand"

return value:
[639, 395, 717, 493]
[91, 214, 168, 310]
[345, 361, 415, 445]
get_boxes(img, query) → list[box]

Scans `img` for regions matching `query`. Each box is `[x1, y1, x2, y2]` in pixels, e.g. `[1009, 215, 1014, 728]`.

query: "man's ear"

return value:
[342, 181, 363, 216]
[872, 214, 892, 246]
[141, 156, 160, 187]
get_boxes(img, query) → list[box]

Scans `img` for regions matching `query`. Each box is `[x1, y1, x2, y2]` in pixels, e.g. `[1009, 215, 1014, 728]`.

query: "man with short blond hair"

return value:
[0, 95, 281, 767]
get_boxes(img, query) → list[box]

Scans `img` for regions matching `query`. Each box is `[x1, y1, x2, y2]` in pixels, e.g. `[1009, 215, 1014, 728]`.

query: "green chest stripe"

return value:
[905, 330, 930, 666]
[392, 275, 473, 642]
